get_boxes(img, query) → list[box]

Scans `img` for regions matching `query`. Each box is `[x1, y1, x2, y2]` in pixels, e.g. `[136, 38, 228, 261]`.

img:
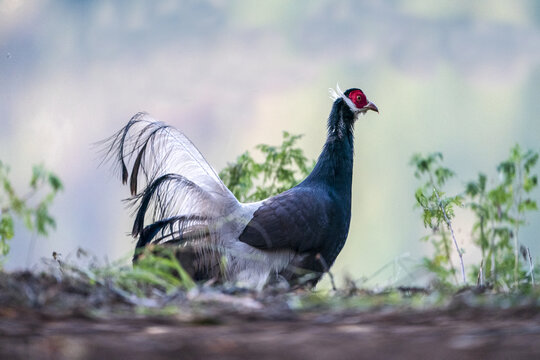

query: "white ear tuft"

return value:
[331, 83, 361, 114]
[329, 83, 345, 101]
[329, 83, 360, 114]
[329, 87, 339, 101]
[336, 83, 344, 97]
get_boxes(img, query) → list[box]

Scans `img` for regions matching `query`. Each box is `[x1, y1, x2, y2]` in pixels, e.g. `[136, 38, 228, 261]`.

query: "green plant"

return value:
[410, 153, 465, 286]
[411, 146, 539, 290]
[0, 162, 62, 265]
[466, 145, 538, 288]
[119, 247, 196, 295]
[219, 131, 314, 202]
[55, 247, 195, 302]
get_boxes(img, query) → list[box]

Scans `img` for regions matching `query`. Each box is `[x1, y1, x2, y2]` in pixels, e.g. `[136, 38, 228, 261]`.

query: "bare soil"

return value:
[1, 272, 539, 359]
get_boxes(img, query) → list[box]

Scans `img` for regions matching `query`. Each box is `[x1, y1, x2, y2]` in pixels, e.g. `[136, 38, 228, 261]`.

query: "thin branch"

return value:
[433, 188, 466, 285]
[441, 230, 459, 285]
[513, 160, 523, 287]
[526, 247, 535, 286]
[477, 258, 484, 287]
[489, 217, 498, 283]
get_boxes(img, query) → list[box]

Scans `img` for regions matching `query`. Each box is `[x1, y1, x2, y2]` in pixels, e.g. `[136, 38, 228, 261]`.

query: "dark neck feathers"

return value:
[303, 99, 355, 195]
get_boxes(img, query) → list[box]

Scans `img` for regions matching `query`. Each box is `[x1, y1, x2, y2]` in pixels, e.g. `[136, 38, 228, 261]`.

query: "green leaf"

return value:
[0, 214, 15, 240]
[0, 161, 62, 264]
[48, 174, 63, 191]
[31, 164, 46, 189]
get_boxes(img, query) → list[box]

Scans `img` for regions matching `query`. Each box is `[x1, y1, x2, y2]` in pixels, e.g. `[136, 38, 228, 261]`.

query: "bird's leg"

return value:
[315, 253, 337, 291]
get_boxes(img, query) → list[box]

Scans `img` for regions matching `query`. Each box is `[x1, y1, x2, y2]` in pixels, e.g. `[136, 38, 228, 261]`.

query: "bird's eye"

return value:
[356, 95, 361, 102]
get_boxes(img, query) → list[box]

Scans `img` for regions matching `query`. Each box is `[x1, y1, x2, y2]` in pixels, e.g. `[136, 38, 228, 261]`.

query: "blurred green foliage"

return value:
[411, 152, 464, 286]
[219, 131, 314, 202]
[412, 145, 539, 290]
[465, 145, 538, 288]
[64, 247, 195, 300]
[0, 161, 62, 266]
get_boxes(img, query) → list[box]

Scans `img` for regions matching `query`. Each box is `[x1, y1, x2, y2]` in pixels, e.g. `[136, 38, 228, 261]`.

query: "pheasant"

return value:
[103, 86, 378, 288]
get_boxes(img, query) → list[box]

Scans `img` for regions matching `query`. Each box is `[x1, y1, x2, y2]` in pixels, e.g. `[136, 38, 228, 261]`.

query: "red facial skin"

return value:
[348, 90, 368, 108]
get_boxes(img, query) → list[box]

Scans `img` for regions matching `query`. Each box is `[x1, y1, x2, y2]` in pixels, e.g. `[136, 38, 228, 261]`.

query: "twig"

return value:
[26, 233, 37, 268]
[514, 160, 523, 287]
[433, 188, 466, 285]
[477, 258, 484, 287]
[526, 247, 535, 286]
[489, 218, 498, 283]
[441, 231, 459, 285]
[316, 253, 337, 291]
[52, 252, 65, 275]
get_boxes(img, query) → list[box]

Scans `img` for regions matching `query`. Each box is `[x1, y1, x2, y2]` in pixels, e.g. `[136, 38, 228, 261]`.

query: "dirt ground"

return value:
[1, 271, 539, 359]
[1, 306, 539, 359]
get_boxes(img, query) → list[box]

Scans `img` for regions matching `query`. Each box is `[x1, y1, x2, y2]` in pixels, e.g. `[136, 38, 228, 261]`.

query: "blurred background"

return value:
[1, 0, 539, 286]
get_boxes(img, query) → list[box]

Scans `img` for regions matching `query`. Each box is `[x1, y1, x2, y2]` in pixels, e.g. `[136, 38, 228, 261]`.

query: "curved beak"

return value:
[365, 101, 379, 113]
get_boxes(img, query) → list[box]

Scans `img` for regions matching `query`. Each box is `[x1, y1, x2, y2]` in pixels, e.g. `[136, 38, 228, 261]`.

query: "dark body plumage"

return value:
[103, 87, 375, 289]
[239, 96, 355, 285]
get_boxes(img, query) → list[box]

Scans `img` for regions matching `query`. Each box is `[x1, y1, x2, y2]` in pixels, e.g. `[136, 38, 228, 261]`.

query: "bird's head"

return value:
[329, 85, 378, 119]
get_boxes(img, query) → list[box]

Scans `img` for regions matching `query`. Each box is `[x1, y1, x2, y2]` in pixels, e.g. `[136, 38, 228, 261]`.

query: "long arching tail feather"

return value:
[100, 113, 240, 248]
